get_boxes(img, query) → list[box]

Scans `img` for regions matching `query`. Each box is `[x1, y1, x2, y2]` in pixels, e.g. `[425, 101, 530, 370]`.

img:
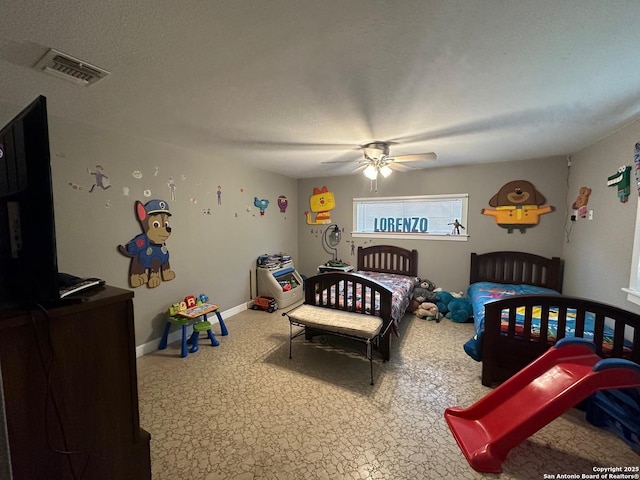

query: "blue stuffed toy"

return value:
[446, 297, 473, 323]
[435, 290, 454, 315]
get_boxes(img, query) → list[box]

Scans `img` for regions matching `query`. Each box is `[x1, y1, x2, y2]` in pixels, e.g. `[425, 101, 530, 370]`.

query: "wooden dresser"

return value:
[0, 286, 151, 480]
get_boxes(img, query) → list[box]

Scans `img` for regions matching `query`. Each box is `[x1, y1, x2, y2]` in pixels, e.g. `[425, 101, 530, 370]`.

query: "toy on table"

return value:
[159, 293, 228, 357]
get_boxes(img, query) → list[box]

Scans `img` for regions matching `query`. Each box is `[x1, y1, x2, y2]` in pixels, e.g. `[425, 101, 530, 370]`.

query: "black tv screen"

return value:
[0, 95, 59, 307]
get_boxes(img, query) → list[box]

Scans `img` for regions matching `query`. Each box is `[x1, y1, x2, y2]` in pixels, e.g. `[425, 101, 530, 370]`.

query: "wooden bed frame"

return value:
[356, 245, 418, 277]
[470, 251, 564, 293]
[302, 245, 418, 361]
[471, 251, 640, 386]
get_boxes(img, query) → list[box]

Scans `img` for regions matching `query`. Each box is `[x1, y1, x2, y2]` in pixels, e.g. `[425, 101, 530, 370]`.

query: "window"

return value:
[623, 199, 640, 306]
[352, 194, 469, 241]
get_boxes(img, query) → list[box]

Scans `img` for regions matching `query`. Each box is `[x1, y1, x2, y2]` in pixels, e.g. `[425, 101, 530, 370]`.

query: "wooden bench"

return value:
[283, 303, 384, 385]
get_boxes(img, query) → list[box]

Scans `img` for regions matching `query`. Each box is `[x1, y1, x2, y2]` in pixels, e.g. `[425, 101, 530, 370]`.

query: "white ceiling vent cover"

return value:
[34, 49, 110, 86]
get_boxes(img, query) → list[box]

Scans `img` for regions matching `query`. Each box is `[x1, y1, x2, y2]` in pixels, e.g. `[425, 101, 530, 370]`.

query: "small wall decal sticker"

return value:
[254, 197, 269, 216]
[167, 176, 176, 201]
[277, 195, 288, 212]
[88, 165, 111, 192]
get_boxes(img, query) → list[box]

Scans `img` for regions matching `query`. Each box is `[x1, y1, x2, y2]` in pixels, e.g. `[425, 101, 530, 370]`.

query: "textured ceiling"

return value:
[2, 0, 640, 178]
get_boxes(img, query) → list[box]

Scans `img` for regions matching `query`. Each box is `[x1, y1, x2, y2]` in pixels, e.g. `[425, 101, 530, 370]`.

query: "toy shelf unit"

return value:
[256, 254, 303, 309]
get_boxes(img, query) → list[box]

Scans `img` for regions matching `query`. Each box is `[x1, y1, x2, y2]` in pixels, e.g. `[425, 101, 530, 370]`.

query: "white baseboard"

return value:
[135, 301, 249, 358]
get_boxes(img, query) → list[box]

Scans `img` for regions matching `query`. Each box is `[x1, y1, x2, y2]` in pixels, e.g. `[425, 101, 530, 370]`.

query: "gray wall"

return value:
[297, 156, 568, 293]
[0, 106, 299, 347]
[4, 95, 640, 347]
[562, 119, 640, 314]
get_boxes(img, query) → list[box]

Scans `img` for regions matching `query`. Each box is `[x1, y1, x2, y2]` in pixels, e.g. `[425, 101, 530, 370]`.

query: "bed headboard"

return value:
[470, 251, 564, 293]
[357, 245, 418, 277]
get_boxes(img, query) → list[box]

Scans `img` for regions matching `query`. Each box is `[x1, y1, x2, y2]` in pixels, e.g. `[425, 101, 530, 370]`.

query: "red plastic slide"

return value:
[445, 338, 640, 473]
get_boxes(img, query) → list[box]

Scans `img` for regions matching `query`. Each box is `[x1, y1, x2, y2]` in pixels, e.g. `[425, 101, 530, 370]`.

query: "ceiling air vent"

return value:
[34, 49, 110, 86]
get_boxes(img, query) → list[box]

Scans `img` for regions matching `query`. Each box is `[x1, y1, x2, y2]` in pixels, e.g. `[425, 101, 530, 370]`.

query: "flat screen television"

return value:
[0, 95, 60, 308]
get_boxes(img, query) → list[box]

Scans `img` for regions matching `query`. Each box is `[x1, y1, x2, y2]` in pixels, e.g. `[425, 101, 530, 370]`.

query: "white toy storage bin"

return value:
[256, 265, 304, 308]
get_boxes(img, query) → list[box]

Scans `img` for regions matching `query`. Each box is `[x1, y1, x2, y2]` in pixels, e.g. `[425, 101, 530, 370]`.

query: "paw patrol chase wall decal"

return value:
[304, 186, 335, 225]
[482, 180, 554, 233]
[117, 199, 176, 288]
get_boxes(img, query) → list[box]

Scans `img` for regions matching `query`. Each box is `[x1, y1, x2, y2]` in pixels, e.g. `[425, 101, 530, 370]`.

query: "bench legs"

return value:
[366, 339, 373, 385]
[288, 321, 376, 385]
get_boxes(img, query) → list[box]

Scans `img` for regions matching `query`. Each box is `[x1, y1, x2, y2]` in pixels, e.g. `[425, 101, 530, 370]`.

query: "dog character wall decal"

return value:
[482, 180, 554, 233]
[118, 199, 176, 288]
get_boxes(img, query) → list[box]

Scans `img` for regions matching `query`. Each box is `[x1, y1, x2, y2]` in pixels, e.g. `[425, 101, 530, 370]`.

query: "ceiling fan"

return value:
[322, 141, 437, 180]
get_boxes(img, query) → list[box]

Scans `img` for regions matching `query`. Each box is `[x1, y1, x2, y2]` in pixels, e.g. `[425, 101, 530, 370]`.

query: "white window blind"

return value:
[352, 194, 469, 241]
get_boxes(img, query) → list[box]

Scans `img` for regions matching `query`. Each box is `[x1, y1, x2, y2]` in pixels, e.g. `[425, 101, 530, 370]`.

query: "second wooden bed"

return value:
[467, 251, 640, 386]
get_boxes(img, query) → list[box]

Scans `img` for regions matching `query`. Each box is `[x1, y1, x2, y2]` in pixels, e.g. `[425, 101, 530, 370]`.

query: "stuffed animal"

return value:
[415, 302, 441, 322]
[413, 278, 437, 303]
[435, 290, 454, 315]
[446, 297, 473, 323]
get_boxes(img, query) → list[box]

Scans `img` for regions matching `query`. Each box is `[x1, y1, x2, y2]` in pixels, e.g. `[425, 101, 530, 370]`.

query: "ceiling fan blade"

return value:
[387, 152, 437, 162]
[321, 159, 363, 165]
[231, 140, 357, 151]
[390, 163, 412, 172]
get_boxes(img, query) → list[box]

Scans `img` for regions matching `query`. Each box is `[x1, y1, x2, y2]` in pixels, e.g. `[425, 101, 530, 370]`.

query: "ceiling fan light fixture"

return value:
[380, 164, 393, 178]
[363, 164, 378, 180]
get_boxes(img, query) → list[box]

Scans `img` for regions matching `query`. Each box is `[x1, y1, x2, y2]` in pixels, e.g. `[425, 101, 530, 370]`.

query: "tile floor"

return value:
[136, 305, 639, 479]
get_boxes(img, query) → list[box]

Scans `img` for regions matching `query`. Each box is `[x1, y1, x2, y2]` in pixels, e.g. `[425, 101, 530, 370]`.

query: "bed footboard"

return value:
[482, 294, 640, 386]
[303, 272, 394, 360]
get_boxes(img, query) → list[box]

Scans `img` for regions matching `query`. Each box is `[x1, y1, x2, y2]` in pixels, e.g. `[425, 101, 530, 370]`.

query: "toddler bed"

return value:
[290, 245, 418, 362]
[465, 251, 640, 386]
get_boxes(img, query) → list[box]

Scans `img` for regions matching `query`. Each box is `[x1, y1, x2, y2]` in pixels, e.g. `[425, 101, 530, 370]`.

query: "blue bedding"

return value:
[464, 281, 628, 362]
[468, 281, 559, 333]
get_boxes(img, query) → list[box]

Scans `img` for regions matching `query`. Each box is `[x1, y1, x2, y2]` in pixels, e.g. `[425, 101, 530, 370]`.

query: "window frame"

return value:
[623, 198, 640, 306]
[352, 193, 469, 241]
